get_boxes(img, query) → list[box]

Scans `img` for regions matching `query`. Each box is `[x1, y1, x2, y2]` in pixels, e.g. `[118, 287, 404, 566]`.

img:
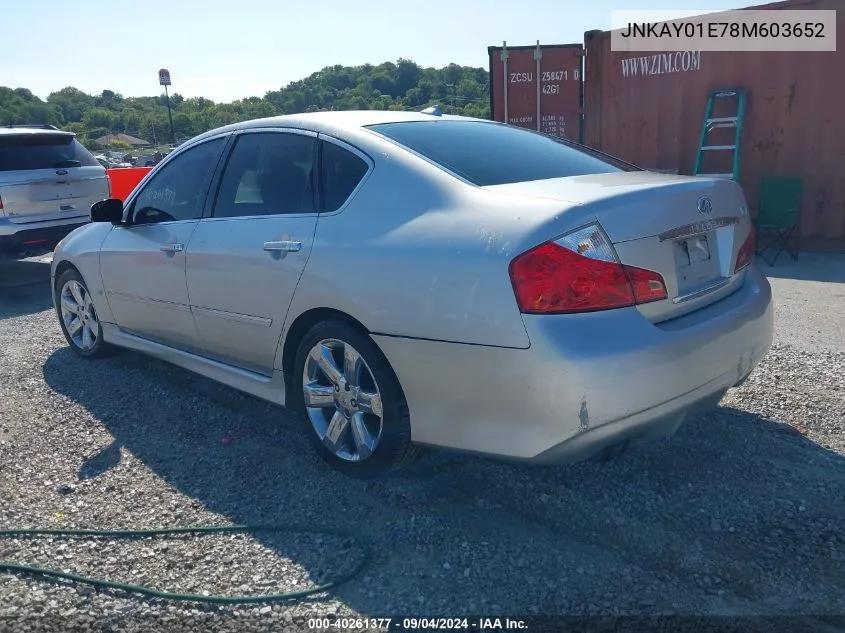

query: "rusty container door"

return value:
[488, 42, 584, 143]
[583, 0, 845, 246]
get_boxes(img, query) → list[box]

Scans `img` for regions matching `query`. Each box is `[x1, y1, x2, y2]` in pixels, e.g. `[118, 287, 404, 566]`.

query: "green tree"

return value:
[47, 87, 94, 123]
[95, 90, 123, 110]
[120, 109, 144, 136]
[394, 59, 423, 96]
[0, 59, 490, 143]
[82, 107, 119, 132]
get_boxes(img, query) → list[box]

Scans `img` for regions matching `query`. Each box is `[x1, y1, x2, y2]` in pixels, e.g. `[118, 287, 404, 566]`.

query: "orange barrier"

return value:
[107, 167, 153, 201]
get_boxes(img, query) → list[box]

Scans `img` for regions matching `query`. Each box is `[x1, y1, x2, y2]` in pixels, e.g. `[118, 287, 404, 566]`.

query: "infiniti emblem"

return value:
[697, 196, 713, 215]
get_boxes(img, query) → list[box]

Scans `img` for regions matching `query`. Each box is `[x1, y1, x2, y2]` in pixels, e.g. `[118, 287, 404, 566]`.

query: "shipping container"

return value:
[582, 0, 845, 249]
[488, 42, 584, 143]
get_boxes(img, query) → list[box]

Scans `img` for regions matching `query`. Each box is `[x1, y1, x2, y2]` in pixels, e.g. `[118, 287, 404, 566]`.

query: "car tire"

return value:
[291, 320, 421, 478]
[55, 268, 114, 359]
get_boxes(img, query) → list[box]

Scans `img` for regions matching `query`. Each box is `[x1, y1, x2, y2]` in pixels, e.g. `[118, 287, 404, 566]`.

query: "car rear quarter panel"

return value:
[373, 265, 773, 458]
[51, 223, 115, 324]
[282, 143, 575, 353]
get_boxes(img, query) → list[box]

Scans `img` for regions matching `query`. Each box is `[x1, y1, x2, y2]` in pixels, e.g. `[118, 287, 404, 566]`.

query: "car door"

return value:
[185, 129, 320, 374]
[98, 136, 228, 350]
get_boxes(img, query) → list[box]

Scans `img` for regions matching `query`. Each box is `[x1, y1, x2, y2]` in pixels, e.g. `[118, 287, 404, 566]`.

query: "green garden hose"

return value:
[0, 524, 370, 604]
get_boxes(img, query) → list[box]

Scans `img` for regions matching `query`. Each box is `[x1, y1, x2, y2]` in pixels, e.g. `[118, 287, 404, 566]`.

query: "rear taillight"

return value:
[0, 194, 4, 211]
[509, 223, 668, 314]
[107, 174, 112, 198]
[734, 228, 755, 273]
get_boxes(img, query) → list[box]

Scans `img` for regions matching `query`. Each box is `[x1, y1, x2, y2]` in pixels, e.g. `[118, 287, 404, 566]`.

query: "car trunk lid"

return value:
[485, 172, 753, 323]
[0, 133, 108, 224]
[0, 167, 108, 223]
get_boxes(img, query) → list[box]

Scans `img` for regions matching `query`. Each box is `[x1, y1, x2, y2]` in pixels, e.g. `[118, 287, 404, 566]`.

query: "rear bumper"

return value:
[0, 217, 88, 256]
[374, 265, 774, 463]
[529, 372, 735, 464]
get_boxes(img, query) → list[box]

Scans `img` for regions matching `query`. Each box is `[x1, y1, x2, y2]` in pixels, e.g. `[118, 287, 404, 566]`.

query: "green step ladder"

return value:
[693, 88, 746, 181]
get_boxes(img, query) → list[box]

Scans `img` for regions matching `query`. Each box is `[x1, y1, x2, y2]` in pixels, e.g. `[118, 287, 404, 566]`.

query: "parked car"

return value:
[95, 154, 133, 170]
[135, 154, 156, 167]
[0, 124, 109, 258]
[50, 110, 773, 478]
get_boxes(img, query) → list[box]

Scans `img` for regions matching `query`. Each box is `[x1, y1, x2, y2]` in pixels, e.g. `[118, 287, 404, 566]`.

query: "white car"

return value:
[0, 125, 109, 258]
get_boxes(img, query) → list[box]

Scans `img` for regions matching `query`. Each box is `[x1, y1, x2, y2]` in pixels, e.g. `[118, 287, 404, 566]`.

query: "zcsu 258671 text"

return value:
[509, 69, 580, 83]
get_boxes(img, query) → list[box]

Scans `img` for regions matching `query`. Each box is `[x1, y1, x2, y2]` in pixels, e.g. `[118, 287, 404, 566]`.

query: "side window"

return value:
[320, 140, 368, 212]
[131, 138, 225, 225]
[213, 132, 316, 218]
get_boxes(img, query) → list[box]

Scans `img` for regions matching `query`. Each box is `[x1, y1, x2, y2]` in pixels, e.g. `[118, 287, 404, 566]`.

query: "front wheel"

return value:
[55, 268, 113, 359]
[291, 320, 420, 478]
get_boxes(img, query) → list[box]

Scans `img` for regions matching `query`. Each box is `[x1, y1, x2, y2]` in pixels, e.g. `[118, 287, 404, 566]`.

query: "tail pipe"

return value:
[590, 439, 631, 463]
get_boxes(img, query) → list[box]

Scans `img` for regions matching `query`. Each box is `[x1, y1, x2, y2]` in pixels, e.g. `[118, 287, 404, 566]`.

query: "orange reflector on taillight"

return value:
[734, 229, 755, 273]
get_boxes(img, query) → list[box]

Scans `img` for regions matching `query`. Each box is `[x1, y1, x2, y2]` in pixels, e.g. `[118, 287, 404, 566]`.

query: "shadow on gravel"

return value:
[758, 252, 845, 284]
[41, 346, 845, 617]
[0, 260, 53, 318]
[79, 439, 122, 481]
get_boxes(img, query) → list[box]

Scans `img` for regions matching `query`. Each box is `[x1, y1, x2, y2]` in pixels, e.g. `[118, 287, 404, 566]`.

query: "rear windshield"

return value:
[367, 120, 638, 186]
[0, 134, 100, 171]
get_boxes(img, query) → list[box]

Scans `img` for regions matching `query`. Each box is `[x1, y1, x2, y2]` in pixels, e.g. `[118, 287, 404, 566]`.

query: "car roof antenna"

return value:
[420, 105, 442, 117]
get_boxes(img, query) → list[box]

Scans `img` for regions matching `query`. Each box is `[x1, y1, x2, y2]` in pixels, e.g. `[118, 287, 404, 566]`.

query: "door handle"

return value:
[263, 240, 301, 253]
[160, 243, 184, 253]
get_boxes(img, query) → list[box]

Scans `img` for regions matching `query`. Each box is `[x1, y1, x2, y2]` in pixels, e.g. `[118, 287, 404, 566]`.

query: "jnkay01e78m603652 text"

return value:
[610, 9, 836, 52]
[620, 20, 827, 39]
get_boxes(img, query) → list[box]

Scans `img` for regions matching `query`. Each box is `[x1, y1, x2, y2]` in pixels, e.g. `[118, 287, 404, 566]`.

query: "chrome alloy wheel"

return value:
[302, 338, 384, 462]
[59, 279, 100, 352]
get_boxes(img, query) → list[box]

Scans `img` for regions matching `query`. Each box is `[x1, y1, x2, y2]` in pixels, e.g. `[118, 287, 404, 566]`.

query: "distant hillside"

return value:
[0, 59, 490, 149]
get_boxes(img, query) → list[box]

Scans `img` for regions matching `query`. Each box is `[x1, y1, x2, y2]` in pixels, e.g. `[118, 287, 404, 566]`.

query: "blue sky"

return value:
[7, 0, 737, 103]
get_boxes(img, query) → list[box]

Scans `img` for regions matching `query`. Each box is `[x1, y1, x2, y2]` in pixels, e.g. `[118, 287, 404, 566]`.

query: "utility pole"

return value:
[158, 69, 175, 145]
[445, 83, 456, 114]
[163, 85, 175, 144]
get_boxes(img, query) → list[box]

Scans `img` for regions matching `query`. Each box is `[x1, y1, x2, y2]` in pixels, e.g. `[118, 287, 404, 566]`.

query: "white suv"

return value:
[0, 125, 110, 258]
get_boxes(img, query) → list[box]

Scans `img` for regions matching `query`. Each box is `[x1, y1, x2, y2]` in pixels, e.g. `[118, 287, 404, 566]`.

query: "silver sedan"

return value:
[50, 110, 773, 478]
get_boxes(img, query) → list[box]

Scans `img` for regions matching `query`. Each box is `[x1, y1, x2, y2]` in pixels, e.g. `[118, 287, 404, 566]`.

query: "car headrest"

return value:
[256, 160, 305, 212]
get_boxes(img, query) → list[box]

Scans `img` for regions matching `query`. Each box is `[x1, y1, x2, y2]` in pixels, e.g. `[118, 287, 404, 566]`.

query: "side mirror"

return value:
[91, 198, 124, 224]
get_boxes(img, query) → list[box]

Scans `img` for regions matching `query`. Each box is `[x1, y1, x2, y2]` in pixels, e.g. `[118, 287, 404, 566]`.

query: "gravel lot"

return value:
[1, 255, 844, 632]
